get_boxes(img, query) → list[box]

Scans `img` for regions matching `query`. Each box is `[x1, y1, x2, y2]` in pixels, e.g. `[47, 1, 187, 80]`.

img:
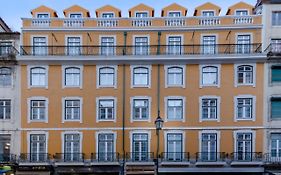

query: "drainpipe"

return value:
[157, 31, 161, 55]
[123, 32, 127, 55]
[122, 64, 126, 175]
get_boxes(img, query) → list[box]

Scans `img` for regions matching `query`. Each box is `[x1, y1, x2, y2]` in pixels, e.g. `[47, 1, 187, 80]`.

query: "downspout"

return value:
[122, 31, 127, 175]
[123, 32, 127, 55]
[157, 31, 161, 55]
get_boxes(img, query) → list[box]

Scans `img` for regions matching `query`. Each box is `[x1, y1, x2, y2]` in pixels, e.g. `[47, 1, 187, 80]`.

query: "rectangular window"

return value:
[0, 67, 12, 87]
[98, 99, 114, 120]
[272, 11, 281, 26]
[168, 36, 182, 55]
[33, 37, 47, 56]
[101, 37, 115, 56]
[37, 14, 49, 18]
[237, 35, 251, 54]
[0, 135, 10, 161]
[0, 42, 12, 55]
[237, 65, 254, 84]
[271, 39, 281, 53]
[64, 134, 80, 161]
[202, 98, 217, 120]
[102, 13, 114, 18]
[235, 10, 248, 16]
[271, 133, 281, 158]
[30, 134, 46, 161]
[202, 11, 215, 17]
[65, 100, 80, 121]
[272, 66, 281, 83]
[201, 133, 217, 161]
[133, 99, 149, 120]
[98, 134, 114, 161]
[0, 100, 11, 120]
[202, 36, 216, 54]
[167, 133, 182, 161]
[167, 99, 183, 120]
[236, 133, 252, 161]
[132, 133, 148, 161]
[30, 100, 46, 121]
[271, 98, 281, 119]
[237, 98, 253, 119]
[134, 37, 149, 55]
[133, 67, 149, 86]
[168, 12, 181, 17]
[66, 37, 81, 56]
[136, 12, 148, 18]
[69, 14, 82, 18]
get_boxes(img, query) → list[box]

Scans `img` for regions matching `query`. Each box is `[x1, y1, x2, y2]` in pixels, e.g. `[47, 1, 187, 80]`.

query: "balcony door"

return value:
[33, 37, 47, 56]
[236, 133, 252, 161]
[271, 133, 281, 160]
[237, 35, 251, 54]
[202, 36, 216, 55]
[67, 37, 81, 56]
[64, 134, 80, 161]
[167, 133, 182, 161]
[132, 133, 148, 161]
[98, 133, 114, 161]
[201, 133, 217, 161]
[30, 134, 46, 161]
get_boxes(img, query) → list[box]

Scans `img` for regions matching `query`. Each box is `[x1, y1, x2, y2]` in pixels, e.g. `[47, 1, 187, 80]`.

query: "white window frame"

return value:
[27, 65, 49, 89]
[96, 65, 118, 89]
[99, 35, 116, 55]
[0, 99, 12, 120]
[101, 12, 115, 18]
[199, 64, 221, 88]
[164, 96, 186, 122]
[199, 130, 220, 154]
[31, 35, 48, 55]
[234, 63, 256, 87]
[68, 12, 83, 18]
[35, 13, 50, 18]
[164, 65, 186, 88]
[61, 131, 82, 154]
[62, 65, 83, 89]
[234, 95, 256, 122]
[133, 35, 150, 55]
[96, 97, 117, 123]
[95, 131, 117, 155]
[233, 130, 255, 153]
[201, 34, 218, 55]
[130, 96, 151, 123]
[267, 130, 281, 155]
[167, 11, 182, 17]
[272, 11, 281, 26]
[201, 10, 216, 16]
[129, 130, 151, 155]
[234, 9, 249, 16]
[27, 96, 49, 123]
[0, 67, 13, 88]
[27, 131, 49, 154]
[134, 11, 149, 18]
[235, 33, 253, 54]
[130, 65, 152, 88]
[65, 35, 82, 56]
[199, 96, 221, 122]
[62, 97, 83, 123]
[164, 130, 185, 154]
[166, 35, 184, 55]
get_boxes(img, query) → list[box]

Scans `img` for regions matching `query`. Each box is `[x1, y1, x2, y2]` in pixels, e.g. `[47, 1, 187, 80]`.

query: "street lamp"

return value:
[155, 115, 164, 175]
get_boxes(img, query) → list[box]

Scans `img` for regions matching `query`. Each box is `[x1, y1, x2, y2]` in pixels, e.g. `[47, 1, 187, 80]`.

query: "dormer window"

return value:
[69, 13, 82, 18]
[37, 14, 49, 18]
[136, 12, 148, 18]
[235, 10, 248, 16]
[202, 11, 215, 17]
[102, 13, 114, 18]
[168, 12, 181, 17]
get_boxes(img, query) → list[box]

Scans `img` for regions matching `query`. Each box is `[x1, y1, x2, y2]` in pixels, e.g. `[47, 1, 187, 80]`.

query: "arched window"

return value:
[237, 65, 253, 84]
[30, 67, 46, 86]
[0, 67, 12, 86]
[65, 67, 80, 86]
[133, 67, 149, 86]
[202, 66, 218, 85]
[167, 67, 183, 86]
[99, 67, 115, 86]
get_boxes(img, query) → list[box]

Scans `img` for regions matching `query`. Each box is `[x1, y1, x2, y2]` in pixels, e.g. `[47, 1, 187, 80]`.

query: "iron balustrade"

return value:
[54, 153, 85, 162]
[126, 152, 154, 162]
[231, 152, 263, 162]
[266, 43, 281, 57]
[0, 46, 18, 57]
[91, 152, 120, 162]
[20, 44, 262, 56]
[160, 152, 190, 162]
[196, 152, 226, 162]
[19, 153, 51, 163]
[264, 153, 281, 164]
[0, 154, 16, 163]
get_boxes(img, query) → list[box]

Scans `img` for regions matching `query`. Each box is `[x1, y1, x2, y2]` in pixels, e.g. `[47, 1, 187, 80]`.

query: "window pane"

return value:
[0, 68, 12, 86]
[31, 67, 46, 86]
[272, 66, 281, 83]
[272, 98, 281, 119]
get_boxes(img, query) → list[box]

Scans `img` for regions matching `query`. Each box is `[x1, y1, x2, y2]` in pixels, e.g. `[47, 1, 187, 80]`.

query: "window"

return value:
[271, 39, 281, 53]
[272, 65, 281, 83]
[65, 100, 81, 121]
[236, 133, 252, 161]
[236, 98, 253, 120]
[37, 14, 49, 18]
[271, 133, 281, 158]
[167, 133, 183, 161]
[202, 11, 215, 17]
[201, 98, 217, 120]
[168, 12, 181, 17]
[98, 133, 114, 161]
[132, 66, 150, 87]
[272, 11, 281, 26]
[0, 100, 11, 120]
[134, 37, 149, 55]
[0, 42, 12, 55]
[101, 37, 115, 56]
[102, 13, 114, 18]
[32, 37, 47, 56]
[237, 35, 251, 54]
[235, 10, 248, 16]
[132, 133, 149, 161]
[30, 67, 46, 87]
[201, 66, 219, 86]
[167, 99, 183, 120]
[136, 12, 148, 18]
[271, 98, 281, 119]
[201, 133, 217, 161]
[66, 37, 81, 56]
[237, 65, 253, 85]
[0, 67, 12, 86]
[167, 66, 183, 86]
[64, 67, 81, 87]
[98, 67, 115, 87]
[30, 100, 46, 121]
[132, 99, 149, 120]
[0, 135, 10, 161]
[168, 36, 182, 55]
[30, 134, 46, 161]
[98, 99, 115, 121]
[69, 14, 82, 18]
[64, 134, 80, 161]
[202, 36, 216, 54]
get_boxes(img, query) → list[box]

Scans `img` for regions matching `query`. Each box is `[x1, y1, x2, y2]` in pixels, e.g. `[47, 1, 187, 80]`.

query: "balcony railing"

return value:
[63, 19, 85, 27]
[199, 17, 220, 26]
[97, 19, 119, 27]
[264, 153, 281, 164]
[0, 154, 16, 163]
[0, 46, 18, 58]
[165, 18, 186, 26]
[233, 16, 253, 24]
[126, 152, 154, 162]
[131, 18, 152, 27]
[160, 152, 190, 162]
[32, 19, 51, 27]
[231, 152, 263, 162]
[19, 153, 51, 163]
[20, 44, 262, 56]
[196, 152, 226, 162]
[91, 152, 120, 162]
[54, 153, 84, 162]
[266, 43, 281, 57]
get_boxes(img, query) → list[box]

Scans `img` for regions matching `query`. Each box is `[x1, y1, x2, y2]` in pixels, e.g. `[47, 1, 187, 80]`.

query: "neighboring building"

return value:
[18, 2, 267, 175]
[0, 17, 20, 173]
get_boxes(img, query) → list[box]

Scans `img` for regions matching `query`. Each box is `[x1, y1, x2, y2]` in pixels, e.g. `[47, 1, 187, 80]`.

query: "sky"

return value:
[1, 0, 257, 32]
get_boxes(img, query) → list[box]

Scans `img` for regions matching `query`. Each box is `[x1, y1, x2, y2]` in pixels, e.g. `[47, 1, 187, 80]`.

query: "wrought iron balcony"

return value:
[230, 152, 263, 162]
[0, 46, 18, 59]
[264, 153, 281, 164]
[91, 152, 120, 162]
[196, 152, 226, 162]
[20, 44, 262, 56]
[266, 43, 281, 57]
[19, 153, 51, 163]
[0, 154, 16, 163]
[54, 153, 84, 162]
[160, 152, 190, 162]
[126, 152, 154, 162]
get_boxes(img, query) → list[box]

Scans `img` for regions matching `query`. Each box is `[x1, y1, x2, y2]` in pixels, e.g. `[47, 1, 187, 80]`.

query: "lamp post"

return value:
[155, 115, 163, 175]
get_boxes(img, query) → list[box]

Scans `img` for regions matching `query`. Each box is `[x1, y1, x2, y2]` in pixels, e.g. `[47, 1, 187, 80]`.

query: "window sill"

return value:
[28, 120, 48, 123]
[131, 85, 150, 88]
[200, 119, 219, 122]
[97, 119, 116, 122]
[235, 118, 254, 121]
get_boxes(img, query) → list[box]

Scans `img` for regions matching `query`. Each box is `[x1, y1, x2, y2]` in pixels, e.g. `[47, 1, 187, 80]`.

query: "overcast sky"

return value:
[1, 0, 257, 31]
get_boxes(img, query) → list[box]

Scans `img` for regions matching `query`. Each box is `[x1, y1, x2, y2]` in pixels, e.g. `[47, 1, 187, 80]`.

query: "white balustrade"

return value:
[32, 19, 51, 27]
[234, 16, 253, 24]
[132, 19, 152, 27]
[199, 18, 220, 26]
[165, 18, 186, 26]
[97, 19, 118, 27]
[63, 19, 84, 27]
